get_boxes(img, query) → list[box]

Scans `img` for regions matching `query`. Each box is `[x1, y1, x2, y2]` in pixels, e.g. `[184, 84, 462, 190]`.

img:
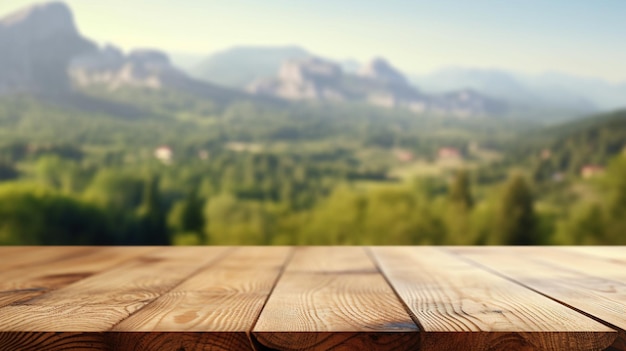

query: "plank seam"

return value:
[3, 247, 163, 308]
[247, 246, 295, 351]
[106, 247, 235, 332]
[442, 248, 625, 336]
[366, 246, 424, 333]
[525, 249, 626, 289]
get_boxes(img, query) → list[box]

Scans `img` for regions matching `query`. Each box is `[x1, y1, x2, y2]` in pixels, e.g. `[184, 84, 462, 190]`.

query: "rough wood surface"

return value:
[253, 247, 420, 351]
[450, 246, 626, 351]
[0, 247, 231, 331]
[0, 246, 624, 351]
[113, 247, 292, 351]
[0, 246, 155, 307]
[371, 247, 617, 351]
[560, 246, 626, 264]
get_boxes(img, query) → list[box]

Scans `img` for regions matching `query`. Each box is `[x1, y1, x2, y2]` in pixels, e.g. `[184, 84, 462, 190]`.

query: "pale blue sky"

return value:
[2, 0, 626, 81]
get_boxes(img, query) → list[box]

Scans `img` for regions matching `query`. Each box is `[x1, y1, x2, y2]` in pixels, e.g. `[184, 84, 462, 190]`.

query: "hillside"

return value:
[503, 109, 626, 182]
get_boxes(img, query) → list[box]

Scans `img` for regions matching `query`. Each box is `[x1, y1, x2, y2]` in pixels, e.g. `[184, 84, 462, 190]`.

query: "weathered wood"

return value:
[285, 246, 378, 273]
[0, 332, 105, 351]
[450, 246, 626, 351]
[112, 247, 292, 351]
[371, 247, 616, 351]
[106, 332, 253, 351]
[560, 246, 626, 264]
[0, 246, 155, 307]
[253, 247, 420, 351]
[0, 246, 625, 351]
[0, 247, 230, 351]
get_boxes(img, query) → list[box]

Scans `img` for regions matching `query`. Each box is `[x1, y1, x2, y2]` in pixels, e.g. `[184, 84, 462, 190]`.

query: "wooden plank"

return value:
[560, 246, 626, 264]
[0, 247, 155, 307]
[0, 247, 37, 266]
[0, 332, 104, 351]
[286, 246, 378, 273]
[372, 247, 616, 351]
[111, 247, 292, 351]
[450, 247, 626, 351]
[106, 332, 251, 351]
[0, 247, 97, 271]
[0, 247, 230, 351]
[253, 246, 420, 351]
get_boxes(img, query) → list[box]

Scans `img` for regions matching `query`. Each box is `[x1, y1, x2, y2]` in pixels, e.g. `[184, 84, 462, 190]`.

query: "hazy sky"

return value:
[2, 0, 626, 81]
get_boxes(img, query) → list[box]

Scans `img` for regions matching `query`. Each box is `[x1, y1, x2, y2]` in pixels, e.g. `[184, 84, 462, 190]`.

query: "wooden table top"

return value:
[0, 246, 624, 351]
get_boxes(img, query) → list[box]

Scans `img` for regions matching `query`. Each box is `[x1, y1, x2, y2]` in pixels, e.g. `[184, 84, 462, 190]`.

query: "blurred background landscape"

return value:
[0, 1, 625, 245]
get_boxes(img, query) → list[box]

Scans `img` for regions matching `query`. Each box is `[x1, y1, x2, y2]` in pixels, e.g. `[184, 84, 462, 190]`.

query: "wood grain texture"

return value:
[0, 332, 106, 351]
[0, 246, 155, 307]
[0, 247, 230, 332]
[560, 246, 626, 265]
[372, 247, 616, 351]
[0, 246, 624, 351]
[286, 246, 378, 273]
[106, 332, 253, 351]
[253, 247, 419, 351]
[113, 247, 292, 351]
[450, 246, 626, 351]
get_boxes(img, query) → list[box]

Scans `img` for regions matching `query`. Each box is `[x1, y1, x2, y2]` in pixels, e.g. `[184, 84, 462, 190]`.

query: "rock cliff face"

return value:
[359, 57, 408, 86]
[0, 2, 96, 94]
[248, 57, 347, 101]
[69, 46, 248, 103]
[0, 2, 246, 104]
[247, 57, 503, 116]
[0, 2, 505, 116]
[69, 46, 188, 90]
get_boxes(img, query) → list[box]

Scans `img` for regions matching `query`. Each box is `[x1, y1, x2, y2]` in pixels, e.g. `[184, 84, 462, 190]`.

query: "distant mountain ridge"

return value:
[192, 46, 311, 88]
[1, 2, 619, 120]
[0, 1, 504, 118]
[411, 67, 626, 112]
[248, 56, 505, 117]
[0, 2, 254, 107]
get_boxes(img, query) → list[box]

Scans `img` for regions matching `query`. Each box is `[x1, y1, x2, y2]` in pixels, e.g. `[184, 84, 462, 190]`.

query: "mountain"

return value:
[70, 46, 176, 90]
[411, 68, 530, 99]
[248, 56, 505, 117]
[360, 57, 410, 86]
[411, 67, 626, 112]
[522, 72, 626, 111]
[248, 57, 348, 102]
[0, 2, 258, 108]
[246, 56, 420, 104]
[0, 2, 96, 94]
[339, 59, 361, 73]
[69, 46, 245, 101]
[192, 46, 312, 88]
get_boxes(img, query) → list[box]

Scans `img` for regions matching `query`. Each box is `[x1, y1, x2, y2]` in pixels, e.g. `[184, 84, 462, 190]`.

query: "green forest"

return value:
[1, 91, 625, 246]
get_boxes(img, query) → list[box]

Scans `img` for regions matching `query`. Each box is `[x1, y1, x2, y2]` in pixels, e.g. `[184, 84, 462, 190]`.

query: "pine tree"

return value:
[137, 175, 169, 245]
[449, 170, 473, 210]
[494, 174, 536, 245]
[446, 170, 474, 244]
[168, 189, 206, 244]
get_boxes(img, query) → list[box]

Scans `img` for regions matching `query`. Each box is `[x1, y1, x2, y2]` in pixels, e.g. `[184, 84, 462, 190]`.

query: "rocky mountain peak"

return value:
[278, 57, 343, 84]
[128, 49, 171, 67]
[0, 2, 95, 94]
[70, 46, 188, 90]
[360, 57, 408, 85]
[1, 2, 78, 37]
